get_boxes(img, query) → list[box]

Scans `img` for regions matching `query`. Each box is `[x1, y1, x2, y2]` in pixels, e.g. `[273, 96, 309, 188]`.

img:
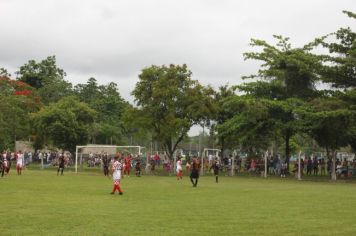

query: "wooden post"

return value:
[331, 150, 337, 181]
[264, 150, 268, 178]
[231, 156, 235, 176]
[297, 151, 302, 180]
[75, 147, 78, 173]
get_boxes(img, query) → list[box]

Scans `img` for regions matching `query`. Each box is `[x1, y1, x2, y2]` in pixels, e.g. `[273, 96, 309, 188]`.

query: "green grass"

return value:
[1, 169, 356, 236]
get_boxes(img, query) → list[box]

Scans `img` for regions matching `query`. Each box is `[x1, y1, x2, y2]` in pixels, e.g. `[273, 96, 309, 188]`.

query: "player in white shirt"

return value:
[16, 151, 24, 175]
[176, 157, 183, 180]
[110, 155, 123, 195]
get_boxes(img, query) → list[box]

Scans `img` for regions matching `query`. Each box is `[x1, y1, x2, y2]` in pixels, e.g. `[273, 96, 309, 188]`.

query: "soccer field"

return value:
[1, 170, 356, 236]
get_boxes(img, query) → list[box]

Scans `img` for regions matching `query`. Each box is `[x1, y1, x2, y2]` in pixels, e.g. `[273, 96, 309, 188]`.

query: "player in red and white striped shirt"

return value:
[110, 156, 123, 195]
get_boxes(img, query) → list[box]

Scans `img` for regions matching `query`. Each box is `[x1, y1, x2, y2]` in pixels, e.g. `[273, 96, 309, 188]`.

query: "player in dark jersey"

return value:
[210, 158, 220, 183]
[190, 157, 200, 187]
[135, 157, 141, 177]
[57, 153, 65, 175]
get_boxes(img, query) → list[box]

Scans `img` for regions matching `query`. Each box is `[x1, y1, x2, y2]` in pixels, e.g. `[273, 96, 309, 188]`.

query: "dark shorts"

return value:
[190, 170, 199, 179]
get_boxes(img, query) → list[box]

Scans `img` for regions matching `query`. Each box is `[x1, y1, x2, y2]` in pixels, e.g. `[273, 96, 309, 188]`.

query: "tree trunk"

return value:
[164, 139, 174, 160]
[331, 149, 337, 181]
[220, 136, 225, 160]
[285, 132, 291, 172]
[326, 147, 330, 161]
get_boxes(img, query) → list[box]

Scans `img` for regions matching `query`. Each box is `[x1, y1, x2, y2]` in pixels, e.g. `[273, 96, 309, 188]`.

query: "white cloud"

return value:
[1, 0, 355, 136]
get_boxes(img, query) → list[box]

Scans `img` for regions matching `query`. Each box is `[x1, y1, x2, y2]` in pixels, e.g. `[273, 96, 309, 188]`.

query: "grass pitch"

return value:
[1, 169, 356, 236]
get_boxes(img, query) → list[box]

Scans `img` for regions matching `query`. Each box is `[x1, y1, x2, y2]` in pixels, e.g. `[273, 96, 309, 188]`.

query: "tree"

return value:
[217, 96, 275, 157]
[0, 67, 11, 77]
[267, 98, 305, 166]
[74, 78, 128, 144]
[317, 11, 356, 89]
[212, 85, 236, 157]
[31, 96, 96, 153]
[0, 94, 29, 150]
[16, 56, 72, 104]
[240, 35, 322, 167]
[305, 10, 356, 180]
[0, 76, 41, 150]
[130, 64, 214, 159]
[243, 35, 322, 100]
[302, 99, 355, 180]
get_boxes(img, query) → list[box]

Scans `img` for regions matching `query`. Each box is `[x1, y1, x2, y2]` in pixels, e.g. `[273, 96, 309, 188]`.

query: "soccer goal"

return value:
[201, 148, 221, 175]
[75, 145, 146, 173]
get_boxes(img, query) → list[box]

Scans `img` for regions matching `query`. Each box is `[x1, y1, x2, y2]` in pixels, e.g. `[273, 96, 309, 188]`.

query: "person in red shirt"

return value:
[124, 153, 132, 177]
[154, 152, 160, 167]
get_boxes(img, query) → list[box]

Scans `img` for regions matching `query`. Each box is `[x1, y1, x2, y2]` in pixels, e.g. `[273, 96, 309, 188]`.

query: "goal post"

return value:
[75, 145, 146, 173]
[201, 148, 221, 175]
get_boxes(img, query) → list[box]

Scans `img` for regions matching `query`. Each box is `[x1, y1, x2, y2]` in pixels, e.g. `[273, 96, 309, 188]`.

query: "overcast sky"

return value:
[1, 0, 355, 134]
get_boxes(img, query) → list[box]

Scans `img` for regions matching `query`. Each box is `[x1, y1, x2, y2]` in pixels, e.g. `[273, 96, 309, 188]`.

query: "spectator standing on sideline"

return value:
[102, 152, 110, 176]
[280, 161, 287, 178]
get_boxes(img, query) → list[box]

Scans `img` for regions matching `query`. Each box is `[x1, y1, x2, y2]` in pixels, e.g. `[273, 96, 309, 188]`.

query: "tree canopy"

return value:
[30, 96, 96, 153]
[129, 64, 214, 158]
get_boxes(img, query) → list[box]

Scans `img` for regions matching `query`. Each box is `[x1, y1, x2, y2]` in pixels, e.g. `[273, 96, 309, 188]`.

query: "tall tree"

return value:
[306, 10, 356, 180]
[212, 85, 236, 157]
[240, 35, 322, 167]
[130, 64, 214, 159]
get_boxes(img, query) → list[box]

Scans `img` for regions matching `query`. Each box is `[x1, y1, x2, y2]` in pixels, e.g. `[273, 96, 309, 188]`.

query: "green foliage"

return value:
[30, 96, 96, 153]
[243, 35, 322, 100]
[223, 34, 318, 159]
[0, 67, 11, 77]
[74, 77, 128, 144]
[0, 77, 41, 149]
[305, 109, 354, 150]
[0, 94, 30, 150]
[237, 80, 287, 100]
[301, 96, 356, 151]
[210, 85, 236, 152]
[16, 56, 73, 104]
[316, 11, 356, 88]
[218, 96, 274, 155]
[130, 64, 214, 158]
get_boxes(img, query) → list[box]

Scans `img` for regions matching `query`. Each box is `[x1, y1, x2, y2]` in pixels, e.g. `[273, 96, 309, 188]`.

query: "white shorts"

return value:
[113, 171, 121, 181]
